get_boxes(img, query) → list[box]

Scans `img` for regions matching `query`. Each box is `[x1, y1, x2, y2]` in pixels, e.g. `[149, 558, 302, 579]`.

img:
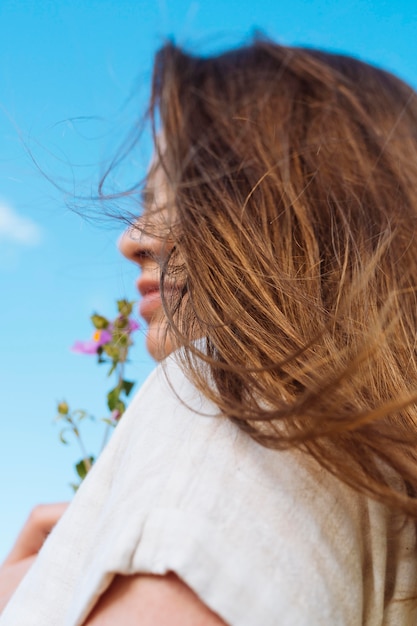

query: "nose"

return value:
[119, 225, 140, 262]
[118, 225, 161, 265]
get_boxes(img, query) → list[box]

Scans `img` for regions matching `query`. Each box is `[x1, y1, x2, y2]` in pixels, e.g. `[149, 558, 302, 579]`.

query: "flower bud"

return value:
[113, 315, 128, 329]
[117, 299, 133, 317]
[57, 401, 69, 415]
[91, 314, 109, 329]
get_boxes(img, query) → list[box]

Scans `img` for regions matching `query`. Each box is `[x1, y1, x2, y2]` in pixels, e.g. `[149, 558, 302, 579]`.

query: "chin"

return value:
[146, 323, 175, 361]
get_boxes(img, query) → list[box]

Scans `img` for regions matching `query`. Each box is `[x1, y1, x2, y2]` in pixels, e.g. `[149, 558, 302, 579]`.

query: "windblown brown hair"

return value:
[146, 39, 417, 518]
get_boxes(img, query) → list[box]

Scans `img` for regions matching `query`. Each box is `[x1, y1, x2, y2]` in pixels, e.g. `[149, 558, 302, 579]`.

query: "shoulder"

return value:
[83, 573, 227, 626]
[125, 351, 220, 425]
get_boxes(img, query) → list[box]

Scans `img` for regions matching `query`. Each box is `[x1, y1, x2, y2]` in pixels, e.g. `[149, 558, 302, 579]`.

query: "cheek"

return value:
[145, 312, 175, 361]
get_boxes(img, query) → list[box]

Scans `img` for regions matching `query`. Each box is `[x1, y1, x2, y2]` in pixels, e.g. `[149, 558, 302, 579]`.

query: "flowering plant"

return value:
[55, 299, 139, 489]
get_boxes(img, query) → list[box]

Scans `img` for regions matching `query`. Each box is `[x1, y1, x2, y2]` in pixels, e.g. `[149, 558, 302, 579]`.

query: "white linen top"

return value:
[1, 355, 417, 625]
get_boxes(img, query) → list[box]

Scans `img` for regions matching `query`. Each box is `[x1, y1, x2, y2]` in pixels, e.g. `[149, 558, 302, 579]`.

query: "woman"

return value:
[1, 39, 417, 624]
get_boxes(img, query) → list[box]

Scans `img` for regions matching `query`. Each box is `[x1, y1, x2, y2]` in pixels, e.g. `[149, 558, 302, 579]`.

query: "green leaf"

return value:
[107, 387, 120, 411]
[75, 456, 95, 480]
[121, 380, 135, 396]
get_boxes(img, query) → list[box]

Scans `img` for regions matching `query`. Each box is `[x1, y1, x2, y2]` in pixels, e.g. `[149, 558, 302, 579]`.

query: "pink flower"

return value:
[128, 319, 140, 332]
[71, 329, 112, 355]
[111, 409, 122, 422]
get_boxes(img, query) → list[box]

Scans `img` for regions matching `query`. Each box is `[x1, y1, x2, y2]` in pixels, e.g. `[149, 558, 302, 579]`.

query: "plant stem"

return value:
[73, 420, 93, 472]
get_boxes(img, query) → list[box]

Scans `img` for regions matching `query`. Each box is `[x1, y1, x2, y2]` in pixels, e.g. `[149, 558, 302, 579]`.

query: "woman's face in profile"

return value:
[119, 165, 176, 361]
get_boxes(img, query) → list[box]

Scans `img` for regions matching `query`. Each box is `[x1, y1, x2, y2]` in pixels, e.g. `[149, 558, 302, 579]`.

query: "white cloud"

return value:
[0, 201, 43, 246]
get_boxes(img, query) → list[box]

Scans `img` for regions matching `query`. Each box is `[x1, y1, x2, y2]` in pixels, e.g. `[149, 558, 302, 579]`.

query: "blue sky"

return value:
[1, 0, 417, 560]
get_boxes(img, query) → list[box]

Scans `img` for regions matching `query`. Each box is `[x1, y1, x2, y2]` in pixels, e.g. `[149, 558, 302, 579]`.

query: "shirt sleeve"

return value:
[0, 356, 394, 626]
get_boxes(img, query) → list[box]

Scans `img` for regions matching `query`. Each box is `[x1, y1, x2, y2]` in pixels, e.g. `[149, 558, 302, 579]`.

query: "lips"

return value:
[136, 277, 162, 322]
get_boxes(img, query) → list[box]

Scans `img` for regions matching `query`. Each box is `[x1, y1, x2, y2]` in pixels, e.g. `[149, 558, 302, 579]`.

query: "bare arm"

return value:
[84, 572, 228, 626]
[0, 503, 68, 613]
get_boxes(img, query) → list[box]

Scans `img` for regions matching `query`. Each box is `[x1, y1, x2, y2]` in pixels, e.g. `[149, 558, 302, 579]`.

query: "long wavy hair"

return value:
[143, 39, 417, 518]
